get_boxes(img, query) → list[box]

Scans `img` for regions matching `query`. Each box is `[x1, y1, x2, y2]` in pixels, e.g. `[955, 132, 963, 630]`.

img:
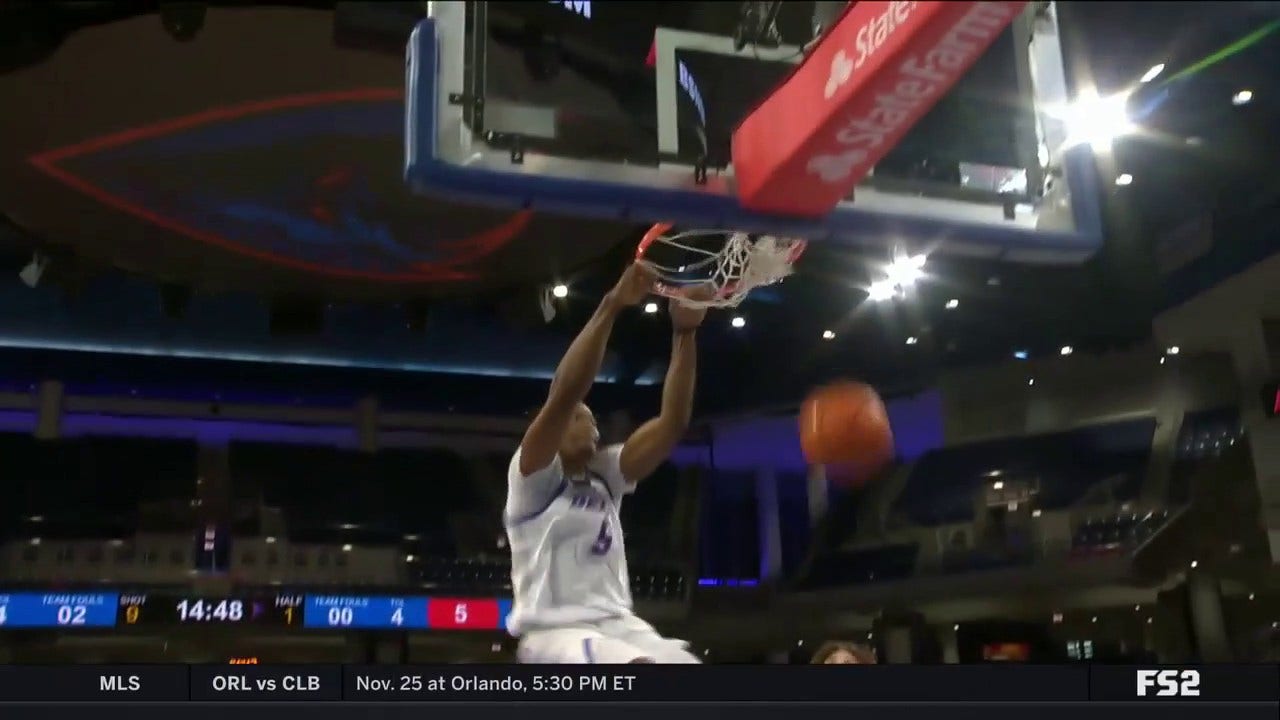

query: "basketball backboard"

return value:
[406, 2, 1103, 264]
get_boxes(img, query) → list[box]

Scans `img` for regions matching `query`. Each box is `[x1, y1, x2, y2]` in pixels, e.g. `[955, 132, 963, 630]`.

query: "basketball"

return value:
[799, 381, 894, 482]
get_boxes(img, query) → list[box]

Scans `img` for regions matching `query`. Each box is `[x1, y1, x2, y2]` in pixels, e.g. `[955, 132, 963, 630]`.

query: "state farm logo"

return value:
[808, 148, 868, 182]
[824, 1, 917, 101]
[825, 52, 855, 99]
[807, 2, 1018, 185]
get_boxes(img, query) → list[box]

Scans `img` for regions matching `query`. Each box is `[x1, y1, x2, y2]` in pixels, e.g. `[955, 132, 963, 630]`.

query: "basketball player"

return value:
[810, 641, 877, 664]
[504, 263, 706, 664]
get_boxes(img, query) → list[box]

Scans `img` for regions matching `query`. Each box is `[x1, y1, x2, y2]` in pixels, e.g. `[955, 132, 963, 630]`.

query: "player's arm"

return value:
[518, 264, 655, 476]
[619, 297, 707, 484]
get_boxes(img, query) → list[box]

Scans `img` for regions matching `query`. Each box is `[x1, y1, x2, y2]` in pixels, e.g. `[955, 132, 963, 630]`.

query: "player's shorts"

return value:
[517, 614, 700, 664]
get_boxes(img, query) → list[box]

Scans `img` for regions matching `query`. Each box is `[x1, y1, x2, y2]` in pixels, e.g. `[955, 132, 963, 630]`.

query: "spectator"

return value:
[810, 641, 877, 664]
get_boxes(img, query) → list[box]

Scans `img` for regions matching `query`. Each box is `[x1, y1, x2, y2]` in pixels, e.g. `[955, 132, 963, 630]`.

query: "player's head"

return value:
[560, 402, 600, 462]
[810, 641, 876, 664]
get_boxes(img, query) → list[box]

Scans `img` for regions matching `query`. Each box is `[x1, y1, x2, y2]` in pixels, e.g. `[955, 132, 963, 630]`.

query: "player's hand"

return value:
[670, 285, 711, 333]
[610, 263, 657, 307]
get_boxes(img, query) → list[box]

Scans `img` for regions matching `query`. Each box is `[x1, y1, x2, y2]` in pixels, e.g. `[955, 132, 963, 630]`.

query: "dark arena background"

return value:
[0, 1, 1279, 716]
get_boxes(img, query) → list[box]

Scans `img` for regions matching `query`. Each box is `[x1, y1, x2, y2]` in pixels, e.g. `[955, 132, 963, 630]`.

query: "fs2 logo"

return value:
[1136, 669, 1200, 697]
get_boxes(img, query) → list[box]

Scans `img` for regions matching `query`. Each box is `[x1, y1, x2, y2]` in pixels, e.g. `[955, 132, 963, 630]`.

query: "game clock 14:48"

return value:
[118, 594, 302, 627]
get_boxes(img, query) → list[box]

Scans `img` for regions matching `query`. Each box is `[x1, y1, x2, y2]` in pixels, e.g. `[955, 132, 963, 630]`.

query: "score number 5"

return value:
[454, 603, 468, 625]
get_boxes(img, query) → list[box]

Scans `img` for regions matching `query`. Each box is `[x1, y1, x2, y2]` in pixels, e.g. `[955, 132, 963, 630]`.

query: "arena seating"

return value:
[1169, 407, 1245, 503]
[894, 418, 1156, 526]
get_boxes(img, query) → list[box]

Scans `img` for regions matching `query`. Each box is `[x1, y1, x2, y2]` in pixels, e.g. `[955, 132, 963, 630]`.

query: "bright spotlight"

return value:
[1059, 345, 1073, 356]
[867, 279, 897, 302]
[1140, 63, 1165, 84]
[1232, 89, 1253, 106]
[551, 284, 569, 298]
[905, 336, 919, 345]
[730, 316, 746, 329]
[1115, 173, 1133, 186]
[822, 330, 835, 340]
[868, 253, 927, 302]
[1166, 346, 1180, 355]
[1014, 350, 1029, 360]
[945, 298, 959, 309]
[643, 302, 659, 314]
[1057, 91, 1135, 152]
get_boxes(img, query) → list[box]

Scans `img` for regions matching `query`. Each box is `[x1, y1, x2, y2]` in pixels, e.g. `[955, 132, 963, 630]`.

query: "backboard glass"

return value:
[406, 2, 1103, 264]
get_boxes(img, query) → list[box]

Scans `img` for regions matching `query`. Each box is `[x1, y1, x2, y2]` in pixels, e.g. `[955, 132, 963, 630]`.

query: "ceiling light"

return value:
[1159, 357, 1166, 365]
[1189, 560, 1198, 568]
[867, 279, 896, 302]
[905, 336, 919, 345]
[1091, 616, 1098, 623]
[1014, 350, 1028, 360]
[1134, 605, 1141, 611]
[730, 316, 746, 329]
[822, 330, 835, 340]
[1056, 91, 1136, 151]
[265, 536, 277, 544]
[1140, 64, 1165, 83]
[1248, 593, 1255, 601]
[1032, 509, 1042, 518]
[1185, 136, 1202, 146]
[992, 481, 1005, 490]
[1060, 345, 1073, 356]
[1232, 89, 1253, 106]
[551, 284, 569, 298]
[1028, 378, 1035, 386]
[1115, 173, 1133, 186]
[643, 302, 659, 314]
[952, 624, 960, 631]
[1165, 346, 1179, 355]
[342, 544, 353, 552]
[945, 298, 959, 309]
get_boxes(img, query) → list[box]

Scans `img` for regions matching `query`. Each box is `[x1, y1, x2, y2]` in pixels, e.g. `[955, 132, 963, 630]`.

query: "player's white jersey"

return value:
[503, 444, 634, 636]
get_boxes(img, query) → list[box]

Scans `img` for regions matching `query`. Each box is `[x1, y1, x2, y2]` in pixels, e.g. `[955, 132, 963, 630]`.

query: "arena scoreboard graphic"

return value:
[0, 591, 512, 631]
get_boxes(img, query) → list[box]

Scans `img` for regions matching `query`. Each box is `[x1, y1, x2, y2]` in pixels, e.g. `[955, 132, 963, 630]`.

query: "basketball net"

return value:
[635, 222, 806, 309]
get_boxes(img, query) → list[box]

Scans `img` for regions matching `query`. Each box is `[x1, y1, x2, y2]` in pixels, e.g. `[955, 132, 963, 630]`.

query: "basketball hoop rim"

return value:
[635, 221, 808, 302]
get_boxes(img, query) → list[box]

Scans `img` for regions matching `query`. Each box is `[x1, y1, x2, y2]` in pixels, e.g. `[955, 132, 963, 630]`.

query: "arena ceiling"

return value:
[0, 2, 1277, 411]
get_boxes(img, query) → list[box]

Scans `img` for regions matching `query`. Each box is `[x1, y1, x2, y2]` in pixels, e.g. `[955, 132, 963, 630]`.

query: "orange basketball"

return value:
[799, 381, 894, 483]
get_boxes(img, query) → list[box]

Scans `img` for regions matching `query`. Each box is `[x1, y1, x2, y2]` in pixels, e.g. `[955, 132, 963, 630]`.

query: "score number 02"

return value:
[0, 604, 89, 626]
